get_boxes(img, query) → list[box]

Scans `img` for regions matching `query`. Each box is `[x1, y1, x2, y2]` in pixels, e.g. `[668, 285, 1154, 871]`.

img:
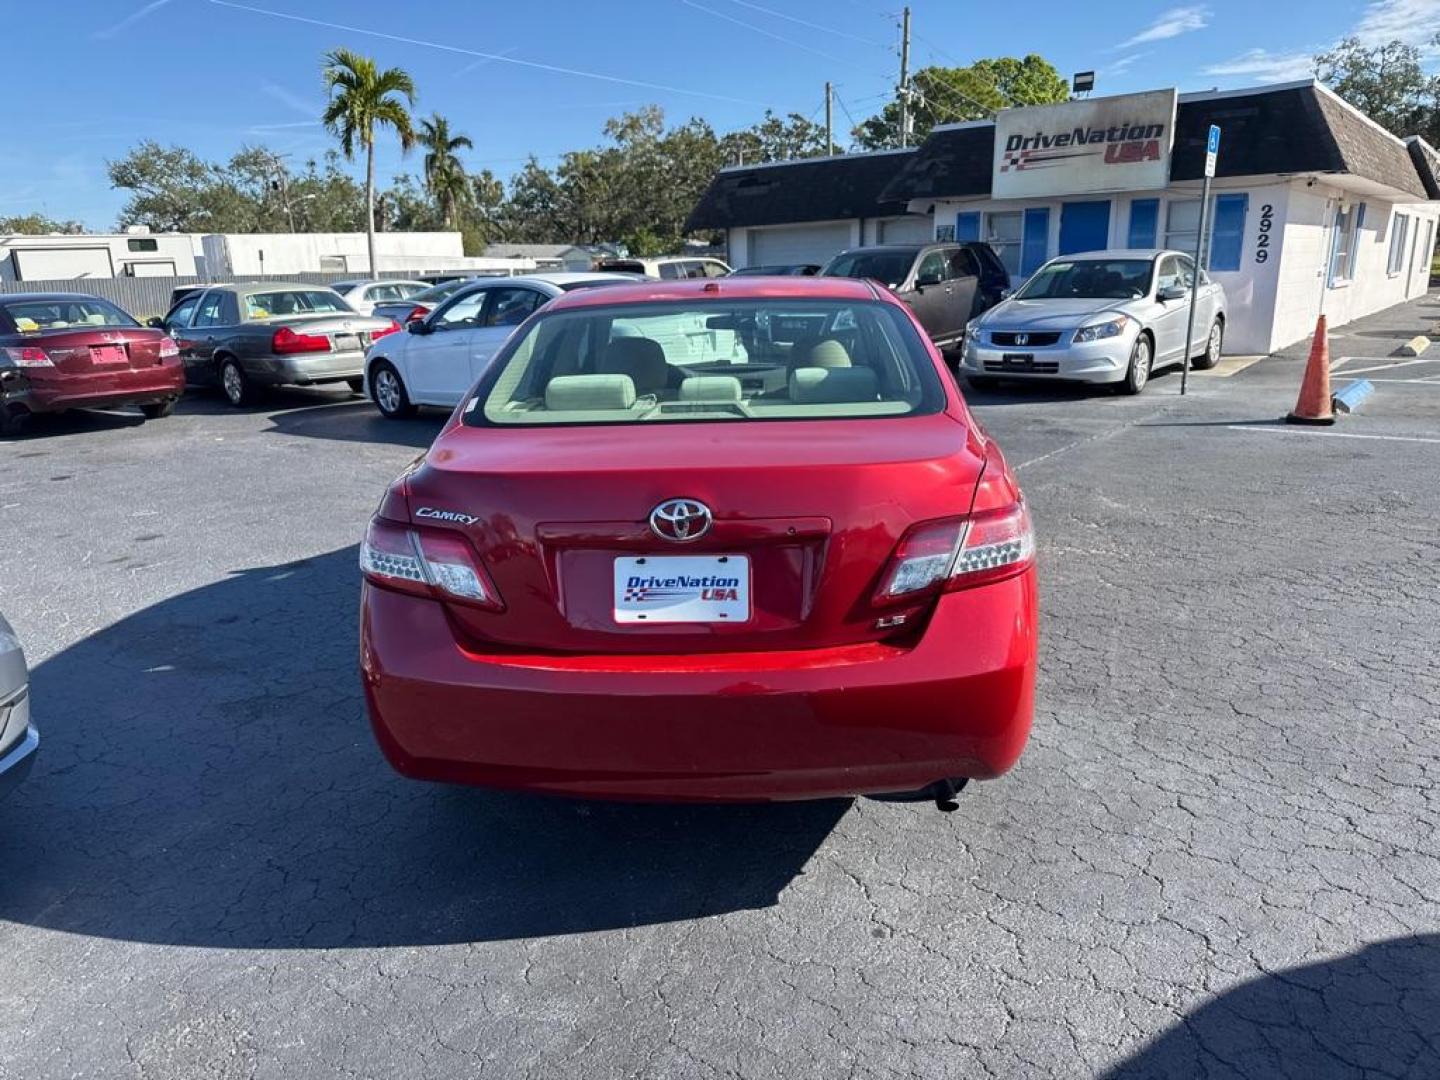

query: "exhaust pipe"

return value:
[931, 777, 967, 812]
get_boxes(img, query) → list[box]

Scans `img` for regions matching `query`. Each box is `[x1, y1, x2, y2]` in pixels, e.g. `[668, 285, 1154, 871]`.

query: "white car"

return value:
[595, 256, 731, 280]
[363, 273, 636, 418]
[960, 249, 1227, 395]
[329, 279, 430, 316]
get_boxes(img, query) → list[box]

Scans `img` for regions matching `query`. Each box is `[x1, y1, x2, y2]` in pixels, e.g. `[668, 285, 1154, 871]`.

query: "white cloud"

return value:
[94, 0, 175, 39]
[1202, 48, 1318, 81]
[1120, 5, 1210, 48]
[1110, 53, 1149, 76]
[261, 81, 321, 120]
[1354, 0, 1440, 48]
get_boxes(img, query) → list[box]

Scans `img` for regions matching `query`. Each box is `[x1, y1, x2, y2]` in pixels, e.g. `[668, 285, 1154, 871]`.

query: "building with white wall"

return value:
[1, 232, 199, 281]
[685, 149, 934, 269]
[200, 231, 467, 276]
[687, 80, 1439, 356]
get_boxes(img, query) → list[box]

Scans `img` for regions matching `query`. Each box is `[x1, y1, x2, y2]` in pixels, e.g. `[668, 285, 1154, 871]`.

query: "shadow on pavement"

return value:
[1, 408, 148, 441]
[263, 399, 446, 448]
[1104, 936, 1440, 1079]
[0, 547, 846, 948]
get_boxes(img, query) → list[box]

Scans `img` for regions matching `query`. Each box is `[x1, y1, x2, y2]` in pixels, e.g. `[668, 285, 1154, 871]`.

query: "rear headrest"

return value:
[599, 336, 668, 393]
[679, 375, 742, 403]
[789, 366, 879, 404]
[544, 374, 636, 412]
[803, 338, 853, 368]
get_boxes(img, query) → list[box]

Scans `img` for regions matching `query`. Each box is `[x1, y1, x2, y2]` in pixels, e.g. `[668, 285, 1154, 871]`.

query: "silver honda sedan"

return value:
[959, 249, 1227, 394]
[0, 611, 37, 799]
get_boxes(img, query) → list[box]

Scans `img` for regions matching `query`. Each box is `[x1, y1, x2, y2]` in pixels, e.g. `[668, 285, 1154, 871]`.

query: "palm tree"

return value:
[419, 114, 474, 229]
[321, 48, 416, 276]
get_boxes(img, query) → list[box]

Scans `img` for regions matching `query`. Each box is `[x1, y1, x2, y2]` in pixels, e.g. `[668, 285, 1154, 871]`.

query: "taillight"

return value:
[360, 517, 502, 610]
[875, 499, 1034, 603]
[2, 346, 54, 368]
[370, 320, 402, 342]
[158, 337, 180, 359]
[404, 305, 430, 323]
[272, 326, 332, 354]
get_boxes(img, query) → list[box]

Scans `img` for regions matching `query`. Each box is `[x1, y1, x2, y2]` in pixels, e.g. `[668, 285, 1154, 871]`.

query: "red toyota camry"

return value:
[360, 276, 1037, 807]
[0, 292, 184, 434]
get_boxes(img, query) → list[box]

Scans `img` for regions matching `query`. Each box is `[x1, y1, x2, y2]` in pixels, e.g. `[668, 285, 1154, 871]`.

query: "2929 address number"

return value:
[1255, 203, 1274, 264]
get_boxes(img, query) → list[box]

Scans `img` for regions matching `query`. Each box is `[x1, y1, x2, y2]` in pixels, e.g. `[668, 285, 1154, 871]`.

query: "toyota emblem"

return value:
[1015, 332, 1029, 346]
[649, 498, 712, 542]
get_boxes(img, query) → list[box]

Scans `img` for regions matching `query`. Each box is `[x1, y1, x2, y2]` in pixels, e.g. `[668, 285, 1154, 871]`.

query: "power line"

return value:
[717, 0, 890, 47]
[204, 0, 774, 107]
[677, 0, 846, 64]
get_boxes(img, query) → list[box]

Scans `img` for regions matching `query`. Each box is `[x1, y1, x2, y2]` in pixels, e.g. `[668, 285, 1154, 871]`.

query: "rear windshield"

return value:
[1017, 259, 1154, 300]
[469, 298, 945, 427]
[823, 251, 916, 289]
[242, 289, 352, 319]
[1, 297, 138, 333]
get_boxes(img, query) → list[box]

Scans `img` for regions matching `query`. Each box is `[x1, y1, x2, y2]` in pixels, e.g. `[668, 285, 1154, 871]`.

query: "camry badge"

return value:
[649, 498, 712, 543]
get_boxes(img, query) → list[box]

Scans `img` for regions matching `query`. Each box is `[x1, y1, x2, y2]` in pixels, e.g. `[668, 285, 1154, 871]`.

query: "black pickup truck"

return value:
[821, 242, 1010, 353]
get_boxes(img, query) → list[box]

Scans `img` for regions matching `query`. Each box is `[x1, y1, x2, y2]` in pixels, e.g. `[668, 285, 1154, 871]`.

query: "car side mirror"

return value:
[915, 271, 943, 289]
[145, 316, 165, 329]
[407, 320, 431, 334]
[1158, 285, 1187, 302]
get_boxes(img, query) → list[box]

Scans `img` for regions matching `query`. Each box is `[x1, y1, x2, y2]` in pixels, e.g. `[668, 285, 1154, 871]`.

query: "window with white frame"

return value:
[984, 211, 1024, 279]
[1388, 212, 1410, 275]
[1163, 199, 1202, 258]
[1329, 204, 1360, 285]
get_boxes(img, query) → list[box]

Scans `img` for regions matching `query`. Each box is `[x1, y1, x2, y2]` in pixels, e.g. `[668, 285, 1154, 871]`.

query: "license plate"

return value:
[333, 333, 358, 351]
[90, 344, 127, 365]
[613, 555, 750, 624]
[1002, 353, 1035, 366]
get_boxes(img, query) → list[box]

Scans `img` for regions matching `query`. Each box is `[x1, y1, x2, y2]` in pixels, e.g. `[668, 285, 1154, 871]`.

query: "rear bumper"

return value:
[12, 363, 184, 413]
[361, 571, 1037, 802]
[255, 351, 367, 386]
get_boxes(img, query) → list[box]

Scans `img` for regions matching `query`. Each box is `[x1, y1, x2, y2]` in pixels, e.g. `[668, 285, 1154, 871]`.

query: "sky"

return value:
[6, 0, 1438, 230]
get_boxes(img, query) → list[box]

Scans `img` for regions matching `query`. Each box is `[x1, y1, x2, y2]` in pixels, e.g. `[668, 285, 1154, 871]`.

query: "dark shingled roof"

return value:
[877, 82, 1427, 205]
[1406, 136, 1440, 199]
[685, 150, 915, 232]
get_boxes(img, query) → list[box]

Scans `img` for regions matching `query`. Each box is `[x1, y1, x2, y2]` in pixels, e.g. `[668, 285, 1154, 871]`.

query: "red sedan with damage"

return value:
[360, 276, 1037, 808]
[0, 292, 184, 435]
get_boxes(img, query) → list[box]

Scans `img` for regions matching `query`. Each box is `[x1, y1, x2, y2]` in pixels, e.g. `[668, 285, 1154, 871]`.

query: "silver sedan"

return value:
[960, 249, 1227, 394]
[0, 611, 37, 800]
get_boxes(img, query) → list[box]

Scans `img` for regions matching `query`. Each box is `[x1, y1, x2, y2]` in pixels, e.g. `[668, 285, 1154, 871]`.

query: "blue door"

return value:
[1058, 200, 1111, 255]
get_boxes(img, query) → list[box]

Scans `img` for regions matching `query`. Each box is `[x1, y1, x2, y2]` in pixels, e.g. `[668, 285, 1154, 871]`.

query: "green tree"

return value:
[718, 109, 829, 164]
[322, 48, 417, 275]
[417, 113, 474, 229]
[0, 213, 85, 235]
[853, 55, 1070, 149]
[108, 141, 249, 231]
[1315, 37, 1440, 144]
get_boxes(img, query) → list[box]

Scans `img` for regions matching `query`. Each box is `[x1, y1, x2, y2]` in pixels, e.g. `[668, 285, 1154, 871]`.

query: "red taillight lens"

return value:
[158, 337, 180, 359]
[370, 320, 402, 342]
[404, 305, 430, 323]
[271, 326, 332, 355]
[360, 517, 502, 610]
[3, 346, 54, 368]
[875, 499, 1034, 603]
[945, 499, 1034, 591]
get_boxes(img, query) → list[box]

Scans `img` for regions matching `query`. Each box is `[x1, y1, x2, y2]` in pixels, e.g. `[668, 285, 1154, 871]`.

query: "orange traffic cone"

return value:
[1286, 314, 1335, 425]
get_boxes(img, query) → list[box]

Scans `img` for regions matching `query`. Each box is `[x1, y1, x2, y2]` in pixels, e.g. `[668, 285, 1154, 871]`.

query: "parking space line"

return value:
[1331, 356, 1440, 376]
[1226, 425, 1440, 445]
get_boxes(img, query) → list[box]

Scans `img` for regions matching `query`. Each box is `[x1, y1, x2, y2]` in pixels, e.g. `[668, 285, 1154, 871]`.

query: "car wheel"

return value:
[346, 376, 365, 394]
[370, 361, 416, 419]
[0, 405, 30, 437]
[220, 358, 257, 407]
[1192, 319, 1223, 370]
[139, 398, 177, 420]
[966, 375, 1001, 391]
[1121, 334, 1152, 395]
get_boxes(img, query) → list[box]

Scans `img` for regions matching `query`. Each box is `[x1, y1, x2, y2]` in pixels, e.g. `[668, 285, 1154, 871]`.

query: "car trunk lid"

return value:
[402, 414, 986, 654]
[21, 327, 168, 374]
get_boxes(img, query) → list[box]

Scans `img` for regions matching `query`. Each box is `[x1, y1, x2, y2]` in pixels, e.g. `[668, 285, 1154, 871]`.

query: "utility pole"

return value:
[898, 6, 912, 148]
[825, 81, 834, 156]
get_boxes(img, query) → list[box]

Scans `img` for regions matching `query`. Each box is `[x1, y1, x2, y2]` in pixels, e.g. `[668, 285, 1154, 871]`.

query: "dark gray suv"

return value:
[822, 242, 1010, 352]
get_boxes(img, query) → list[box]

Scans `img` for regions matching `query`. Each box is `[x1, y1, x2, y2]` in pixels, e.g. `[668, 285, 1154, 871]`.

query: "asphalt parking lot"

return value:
[3, 298, 1439, 1079]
